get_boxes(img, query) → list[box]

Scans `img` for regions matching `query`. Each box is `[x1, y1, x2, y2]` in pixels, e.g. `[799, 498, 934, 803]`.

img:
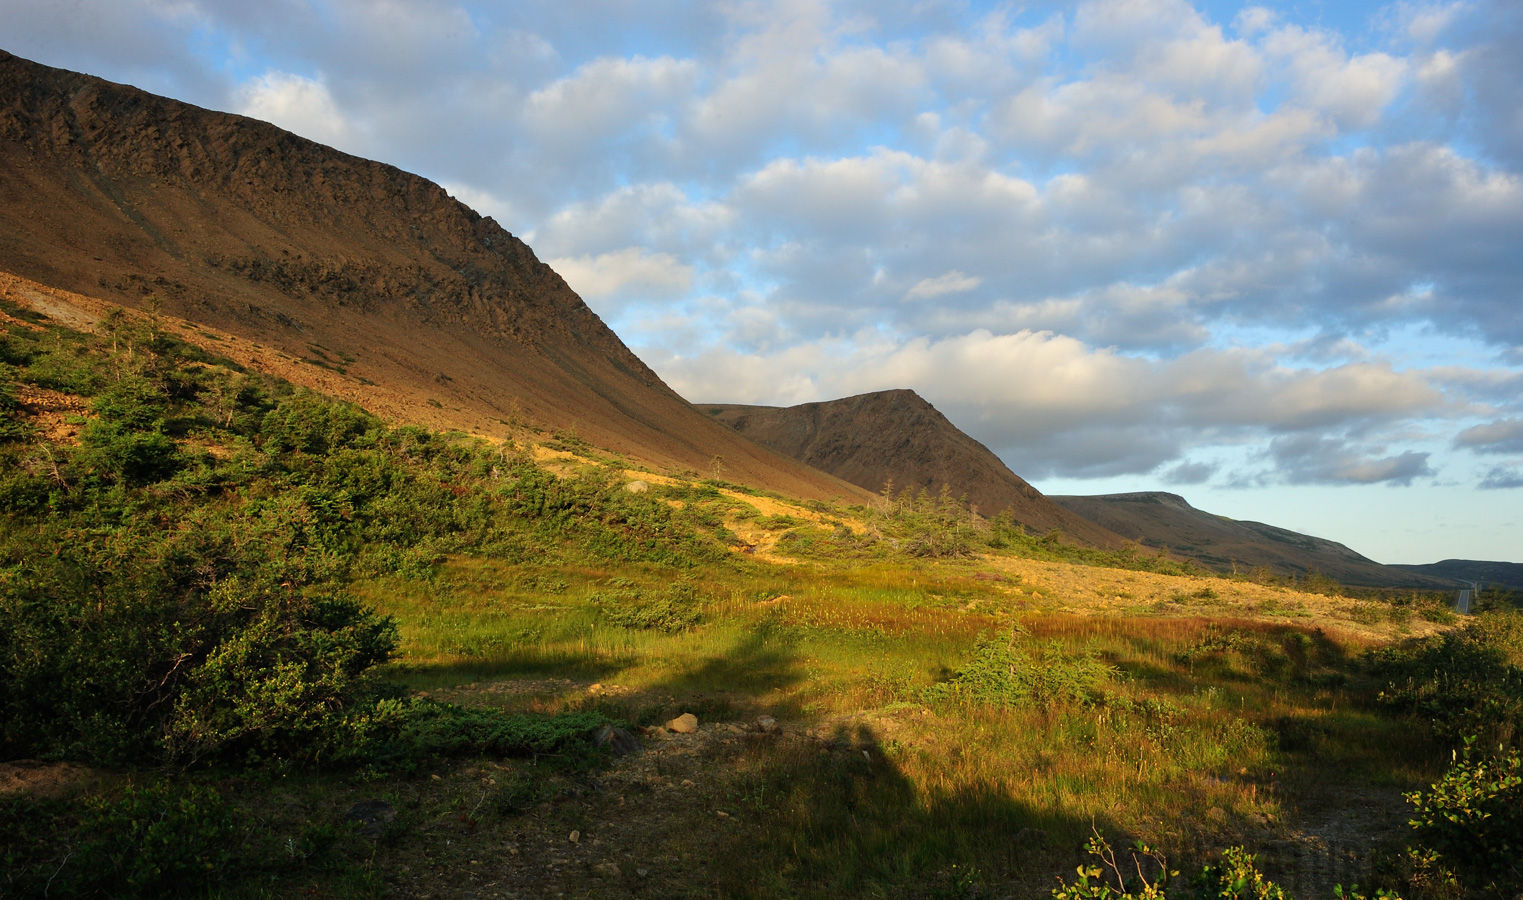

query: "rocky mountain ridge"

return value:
[0, 49, 868, 502]
[699, 391, 1127, 548]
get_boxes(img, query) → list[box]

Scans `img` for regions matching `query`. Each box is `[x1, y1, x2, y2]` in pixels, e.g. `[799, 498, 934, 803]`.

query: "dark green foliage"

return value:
[0, 519, 400, 765]
[593, 581, 704, 632]
[259, 390, 379, 455]
[77, 376, 185, 482]
[1175, 626, 1337, 683]
[16, 331, 101, 395]
[876, 485, 980, 558]
[0, 312, 704, 768]
[79, 782, 238, 896]
[925, 627, 1115, 708]
[346, 701, 610, 768]
[0, 783, 236, 898]
[1406, 741, 1523, 894]
[1367, 610, 1523, 749]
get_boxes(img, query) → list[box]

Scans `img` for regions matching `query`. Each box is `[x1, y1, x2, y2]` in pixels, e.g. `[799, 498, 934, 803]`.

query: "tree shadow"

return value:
[702, 716, 1116, 899]
[607, 627, 1118, 899]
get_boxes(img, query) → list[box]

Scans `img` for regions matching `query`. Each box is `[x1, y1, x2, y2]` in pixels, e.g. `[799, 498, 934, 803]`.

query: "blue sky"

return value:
[4, 0, 1520, 565]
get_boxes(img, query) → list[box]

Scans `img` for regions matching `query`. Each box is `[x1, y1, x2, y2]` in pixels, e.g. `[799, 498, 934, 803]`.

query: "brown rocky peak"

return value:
[0, 49, 867, 501]
[699, 390, 1127, 548]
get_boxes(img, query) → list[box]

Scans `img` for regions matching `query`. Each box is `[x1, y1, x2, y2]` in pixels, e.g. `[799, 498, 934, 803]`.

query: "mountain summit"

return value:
[0, 49, 867, 500]
[699, 390, 1125, 547]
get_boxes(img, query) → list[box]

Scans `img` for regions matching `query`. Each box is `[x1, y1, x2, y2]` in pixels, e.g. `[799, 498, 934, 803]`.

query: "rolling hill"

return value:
[0, 49, 869, 504]
[1050, 492, 1458, 588]
[698, 390, 1127, 548]
[1392, 559, 1523, 590]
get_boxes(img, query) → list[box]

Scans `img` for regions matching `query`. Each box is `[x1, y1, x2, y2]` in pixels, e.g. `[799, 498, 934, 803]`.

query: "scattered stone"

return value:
[636, 868, 650, 878]
[1207, 806, 1227, 822]
[625, 480, 649, 494]
[343, 800, 397, 837]
[680, 779, 696, 788]
[594, 724, 642, 757]
[593, 862, 621, 878]
[756, 715, 778, 733]
[715, 810, 730, 818]
[589, 683, 603, 694]
[569, 830, 581, 843]
[666, 713, 699, 734]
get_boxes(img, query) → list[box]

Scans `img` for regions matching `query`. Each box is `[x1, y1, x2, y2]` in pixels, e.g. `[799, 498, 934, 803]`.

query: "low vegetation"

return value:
[2, 302, 1521, 898]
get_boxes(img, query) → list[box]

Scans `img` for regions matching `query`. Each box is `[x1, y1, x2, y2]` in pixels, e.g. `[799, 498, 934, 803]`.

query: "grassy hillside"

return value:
[2, 302, 1520, 900]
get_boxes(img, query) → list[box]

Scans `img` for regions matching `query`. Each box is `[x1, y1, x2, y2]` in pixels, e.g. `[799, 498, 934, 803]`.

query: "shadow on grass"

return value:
[707, 718, 1114, 899]
[601, 627, 1116, 898]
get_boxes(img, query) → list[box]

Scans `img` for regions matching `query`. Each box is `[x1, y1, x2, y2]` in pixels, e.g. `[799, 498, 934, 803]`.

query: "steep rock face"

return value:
[1050, 492, 1456, 588]
[0, 50, 867, 501]
[699, 390, 1126, 548]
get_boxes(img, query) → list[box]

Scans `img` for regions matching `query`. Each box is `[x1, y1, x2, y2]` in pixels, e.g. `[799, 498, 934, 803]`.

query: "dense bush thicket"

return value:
[1366, 609, 1523, 750]
[1405, 741, 1523, 895]
[1363, 611, 1523, 895]
[0, 305, 719, 766]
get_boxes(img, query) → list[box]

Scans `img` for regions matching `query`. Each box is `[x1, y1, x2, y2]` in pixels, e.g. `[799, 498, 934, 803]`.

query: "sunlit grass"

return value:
[345, 506, 1452, 897]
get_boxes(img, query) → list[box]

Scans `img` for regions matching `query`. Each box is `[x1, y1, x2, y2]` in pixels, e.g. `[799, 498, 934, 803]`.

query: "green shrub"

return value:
[76, 782, 237, 897]
[341, 700, 610, 769]
[1405, 741, 1523, 893]
[76, 377, 185, 482]
[925, 627, 1115, 708]
[1051, 835, 1399, 900]
[1051, 834, 1171, 900]
[1368, 610, 1523, 748]
[259, 390, 380, 455]
[1194, 847, 1287, 900]
[594, 582, 704, 632]
[0, 532, 400, 765]
[0, 312, 708, 769]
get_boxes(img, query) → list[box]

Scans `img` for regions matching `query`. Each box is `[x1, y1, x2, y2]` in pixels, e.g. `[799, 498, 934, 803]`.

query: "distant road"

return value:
[1457, 590, 1471, 614]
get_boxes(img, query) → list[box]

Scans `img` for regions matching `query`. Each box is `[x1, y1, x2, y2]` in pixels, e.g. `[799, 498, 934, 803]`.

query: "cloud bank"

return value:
[4, 0, 1522, 550]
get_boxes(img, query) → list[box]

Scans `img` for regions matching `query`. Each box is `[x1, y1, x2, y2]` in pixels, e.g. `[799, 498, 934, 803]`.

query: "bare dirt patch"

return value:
[0, 760, 109, 800]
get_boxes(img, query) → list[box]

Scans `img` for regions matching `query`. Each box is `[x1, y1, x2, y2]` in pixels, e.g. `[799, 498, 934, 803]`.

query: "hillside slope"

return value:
[1392, 559, 1523, 590]
[699, 390, 1127, 548]
[0, 49, 868, 503]
[1051, 492, 1457, 588]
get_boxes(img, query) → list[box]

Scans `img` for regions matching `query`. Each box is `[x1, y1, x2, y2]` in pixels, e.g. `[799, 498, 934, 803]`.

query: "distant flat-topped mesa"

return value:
[1050, 492, 1457, 588]
[698, 390, 1126, 548]
[0, 49, 867, 502]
